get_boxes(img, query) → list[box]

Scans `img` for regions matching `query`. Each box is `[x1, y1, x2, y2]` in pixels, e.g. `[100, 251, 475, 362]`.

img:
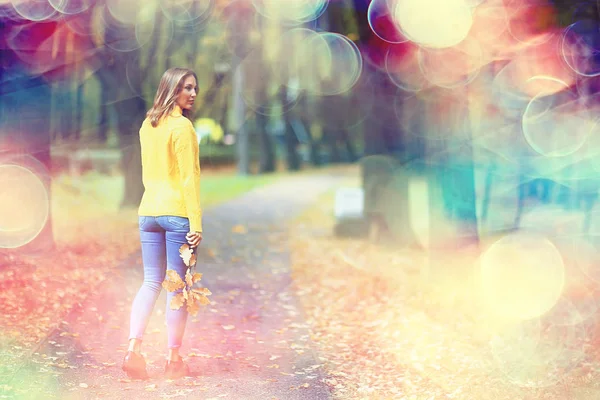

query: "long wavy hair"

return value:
[147, 67, 198, 127]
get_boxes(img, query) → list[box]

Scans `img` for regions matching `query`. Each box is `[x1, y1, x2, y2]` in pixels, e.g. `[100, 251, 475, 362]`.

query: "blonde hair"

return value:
[147, 67, 198, 127]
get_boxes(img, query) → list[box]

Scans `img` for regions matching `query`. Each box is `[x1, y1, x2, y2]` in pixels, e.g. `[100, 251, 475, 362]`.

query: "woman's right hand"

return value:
[186, 231, 203, 248]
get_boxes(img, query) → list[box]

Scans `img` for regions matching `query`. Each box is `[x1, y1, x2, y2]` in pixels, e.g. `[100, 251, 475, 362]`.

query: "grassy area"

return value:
[49, 162, 358, 245]
[200, 173, 278, 207]
[51, 171, 279, 240]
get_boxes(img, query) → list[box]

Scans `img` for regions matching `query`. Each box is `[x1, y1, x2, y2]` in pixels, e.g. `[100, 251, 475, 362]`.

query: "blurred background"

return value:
[1, 0, 600, 253]
[7, 2, 600, 396]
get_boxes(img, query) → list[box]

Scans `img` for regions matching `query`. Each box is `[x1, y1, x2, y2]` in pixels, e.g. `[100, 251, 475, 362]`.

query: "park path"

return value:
[7, 172, 349, 400]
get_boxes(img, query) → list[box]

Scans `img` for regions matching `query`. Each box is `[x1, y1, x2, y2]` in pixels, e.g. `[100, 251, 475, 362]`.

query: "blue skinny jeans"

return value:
[129, 215, 190, 349]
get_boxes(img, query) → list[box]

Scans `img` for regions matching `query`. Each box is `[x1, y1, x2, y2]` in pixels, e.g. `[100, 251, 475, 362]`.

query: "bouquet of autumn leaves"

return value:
[162, 244, 211, 317]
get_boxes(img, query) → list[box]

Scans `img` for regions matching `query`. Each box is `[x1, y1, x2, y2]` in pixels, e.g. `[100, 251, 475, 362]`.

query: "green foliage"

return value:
[550, 0, 598, 27]
[339, 0, 360, 40]
[199, 143, 237, 167]
[201, 173, 279, 208]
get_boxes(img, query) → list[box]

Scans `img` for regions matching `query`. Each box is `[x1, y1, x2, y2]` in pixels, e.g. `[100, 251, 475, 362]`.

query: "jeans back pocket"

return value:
[166, 216, 190, 231]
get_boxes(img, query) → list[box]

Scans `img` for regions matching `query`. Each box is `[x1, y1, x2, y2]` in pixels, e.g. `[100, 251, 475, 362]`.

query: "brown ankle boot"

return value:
[122, 351, 149, 380]
[164, 359, 189, 379]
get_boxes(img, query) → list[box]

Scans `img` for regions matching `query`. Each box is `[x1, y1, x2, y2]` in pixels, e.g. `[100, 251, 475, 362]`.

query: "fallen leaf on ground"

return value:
[231, 225, 247, 234]
[290, 186, 600, 400]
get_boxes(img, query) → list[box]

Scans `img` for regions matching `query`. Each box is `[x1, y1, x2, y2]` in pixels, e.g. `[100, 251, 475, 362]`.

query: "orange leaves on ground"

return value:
[221, 325, 235, 331]
[291, 191, 600, 400]
[291, 212, 461, 398]
[231, 225, 247, 234]
[145, 384, 157, 392]
[162, 244, 211, 317]
[0, 212, 141, 348]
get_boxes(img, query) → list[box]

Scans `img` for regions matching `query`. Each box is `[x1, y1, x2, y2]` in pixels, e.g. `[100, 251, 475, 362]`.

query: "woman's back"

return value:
[138, 105, 202, 233]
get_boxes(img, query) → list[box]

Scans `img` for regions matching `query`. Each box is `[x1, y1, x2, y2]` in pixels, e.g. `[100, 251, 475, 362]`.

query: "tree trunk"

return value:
[319, 95, 343, 164]
[117, 95, 147, 208]
[341, 128, 358, 162]
[141, 9, 164, 78]
[324, 129, 341, 164]
[99, 11, 147, 208]
[232, 61, 250, 175]
[53, 81, 74, 141]
[187, 2, 201, 67]
[279, 87, 300, 171]
[308, 132, 321, 166]
[164, 26, 188, 71]
[351, 0, 371, 40]
[218, 91, 229, 134]
[74, 65, 84, 142]
[56, 32, 74, 142]
[97, 72, 111, 144]
[195, 71, 228, 118]
[298, 94, 320, 166]
[256, 110, 275, 173]
[50, 83, 59, 141]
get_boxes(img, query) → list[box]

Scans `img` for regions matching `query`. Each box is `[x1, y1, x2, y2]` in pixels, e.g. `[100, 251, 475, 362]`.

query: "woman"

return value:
[122, 67, 203, 380]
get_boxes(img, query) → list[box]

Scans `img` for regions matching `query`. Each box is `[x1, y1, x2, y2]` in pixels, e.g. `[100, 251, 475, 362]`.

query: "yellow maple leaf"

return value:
[192, 272, 203, 284]
[185, 270, 194, 287]
[191, 289, 211, 306]
[192, 287, 212, 296]
[231, 224, 247, 234]
[222, 325, 235, 330]
[170, 293, 185, 310]
[183, 287, 189, 301]
[145, 384, 157, 391]
[198, 295, 211, 305]
[187, 297, 201, 316]
[162, 270, 185, 292]
[180, 247, 194, 266]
